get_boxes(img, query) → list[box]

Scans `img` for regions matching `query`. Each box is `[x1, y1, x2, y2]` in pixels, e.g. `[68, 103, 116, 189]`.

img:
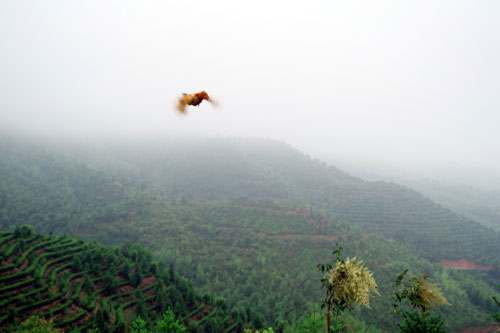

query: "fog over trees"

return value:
[1, 1, 499, 190]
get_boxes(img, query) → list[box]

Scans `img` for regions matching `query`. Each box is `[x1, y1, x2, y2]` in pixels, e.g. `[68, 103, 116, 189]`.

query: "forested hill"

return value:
[0, 226, 247, 332]
[1, 136, 500, 331]
[393, 179, 500, 232]
[56, 136, 500, 267]
[0, 138, 138, 236]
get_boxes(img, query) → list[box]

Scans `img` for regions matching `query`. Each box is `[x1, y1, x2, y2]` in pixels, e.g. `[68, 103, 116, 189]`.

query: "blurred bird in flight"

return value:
[175, 90, 218, 114]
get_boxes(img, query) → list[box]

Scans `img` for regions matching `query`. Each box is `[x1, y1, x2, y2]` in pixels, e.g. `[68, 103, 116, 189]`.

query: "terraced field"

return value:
[0, 226, 247, 332]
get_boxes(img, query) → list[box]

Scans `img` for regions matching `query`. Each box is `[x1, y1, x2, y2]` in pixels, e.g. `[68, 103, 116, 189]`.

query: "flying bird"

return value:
[175, 90, 217, 114]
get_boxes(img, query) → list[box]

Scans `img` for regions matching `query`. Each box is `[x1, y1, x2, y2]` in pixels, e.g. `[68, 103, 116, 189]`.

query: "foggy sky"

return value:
[1, 1, 499, 186]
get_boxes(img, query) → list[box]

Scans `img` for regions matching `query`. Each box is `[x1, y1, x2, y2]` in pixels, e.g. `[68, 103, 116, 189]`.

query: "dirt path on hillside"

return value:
[441, 258, 491, 270]
[216, 224, 338, 241]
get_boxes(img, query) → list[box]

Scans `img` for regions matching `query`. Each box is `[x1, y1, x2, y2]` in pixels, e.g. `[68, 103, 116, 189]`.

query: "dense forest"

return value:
[49, 137, 500, 266]
[1, 135, 500, 331]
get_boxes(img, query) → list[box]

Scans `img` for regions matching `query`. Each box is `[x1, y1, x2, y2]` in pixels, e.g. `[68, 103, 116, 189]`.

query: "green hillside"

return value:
[394, 179, 500, 232]
[1, 136, 500, 331]
[0, 137, 143, 240]
[0, 225, 251, 332]
[106, 196, 499, 331]
[71, 137, 500, 267]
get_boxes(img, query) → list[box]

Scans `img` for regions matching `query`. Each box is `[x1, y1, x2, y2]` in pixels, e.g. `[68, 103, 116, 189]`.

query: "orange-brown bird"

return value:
[176, 90, 216, 114]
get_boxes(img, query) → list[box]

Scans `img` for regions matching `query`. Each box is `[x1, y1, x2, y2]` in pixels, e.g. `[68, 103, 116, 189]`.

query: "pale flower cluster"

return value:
[327, 257, 379, 309]
[413, 277, 450, 311]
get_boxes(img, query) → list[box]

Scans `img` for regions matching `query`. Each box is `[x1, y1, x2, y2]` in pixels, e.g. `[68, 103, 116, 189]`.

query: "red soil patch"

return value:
[80, 289, 86, 301]
[310, 234, 338, 241]
[97, 220, 120, 231]
[254, 230, 266, 237]
[50, 311, 65, 323]
[279, 233, 297, 239]
[190, 305, 210, 321]
[145, 287, 156, 297]
[19, 258, 32, 271]
[31, 296, 63, 316]
[92, 301, 99, 314]
[56, 267, 71, 280]
[216, 224, 338, 242]
[117, 285, 135, 294]
[140, 276, 157, 288]
[66, 303, 81, 318]
[3, 253, 17, 266]
[219, 225, 233, 230]
[461, 327, 498, 333]
[0, 239, 16, 251]
[441, 259, 492, 270]
[8, 285, 33, 298]
[44, 262, 63, 278]
[240, 246, 259, 253]
[113, 180, 129, 195]
[81, 301, 99, 324]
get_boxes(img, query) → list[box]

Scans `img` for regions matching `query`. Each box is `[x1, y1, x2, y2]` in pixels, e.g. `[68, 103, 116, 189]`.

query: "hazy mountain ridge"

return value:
[389, 179, 500, 232]
[0, 138, 138, 236]
[53, 136, 500, 267]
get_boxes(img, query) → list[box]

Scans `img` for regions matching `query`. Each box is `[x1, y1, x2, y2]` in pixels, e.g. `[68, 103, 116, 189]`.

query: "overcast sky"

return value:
[1, 1, 499, 184]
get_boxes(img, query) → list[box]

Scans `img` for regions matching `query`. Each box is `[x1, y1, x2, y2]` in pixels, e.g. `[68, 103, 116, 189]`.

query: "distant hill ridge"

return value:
[65, 137, 500, 267]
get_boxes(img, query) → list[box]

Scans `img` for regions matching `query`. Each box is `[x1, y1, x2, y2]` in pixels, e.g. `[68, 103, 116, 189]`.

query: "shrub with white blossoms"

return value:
[318, 244, 379, 333]
[411, 276, 450, 311]
[327, 257, 379, 310]
[392, 270, 450, 332]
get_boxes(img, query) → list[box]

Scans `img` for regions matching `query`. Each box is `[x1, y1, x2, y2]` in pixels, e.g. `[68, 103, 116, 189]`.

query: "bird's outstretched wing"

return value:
[175, 91, 216, 115]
